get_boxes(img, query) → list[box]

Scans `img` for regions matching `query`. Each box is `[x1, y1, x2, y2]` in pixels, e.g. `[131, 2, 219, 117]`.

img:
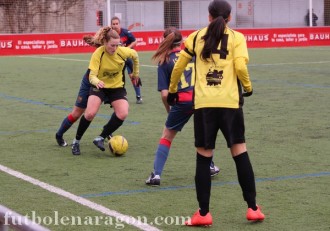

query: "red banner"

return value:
[0, 33, 95, 55]
[238, 27, 330, 48]
[0, 27, 329, 56]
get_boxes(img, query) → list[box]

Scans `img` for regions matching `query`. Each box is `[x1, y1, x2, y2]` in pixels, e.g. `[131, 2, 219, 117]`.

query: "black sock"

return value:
[233, 152, 257, 210]
[100, 113, 124, 138]
[75, 115, 91, 140]
[195, 152, 212, 216]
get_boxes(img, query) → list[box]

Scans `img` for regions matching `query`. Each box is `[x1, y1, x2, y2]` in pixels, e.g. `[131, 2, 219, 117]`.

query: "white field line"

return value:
[0, 164, 160, 231]
[18, 55, 157, 68]
[18, 55, 330, 67]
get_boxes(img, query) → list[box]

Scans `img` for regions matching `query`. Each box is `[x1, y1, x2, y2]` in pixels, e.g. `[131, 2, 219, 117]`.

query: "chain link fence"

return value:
[0, 0, 328, 34]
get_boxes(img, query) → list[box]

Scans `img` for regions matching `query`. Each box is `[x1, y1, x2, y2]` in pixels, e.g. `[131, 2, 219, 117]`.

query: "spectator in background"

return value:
[111, 16, 143, 104]
[305, 9, 318, 26]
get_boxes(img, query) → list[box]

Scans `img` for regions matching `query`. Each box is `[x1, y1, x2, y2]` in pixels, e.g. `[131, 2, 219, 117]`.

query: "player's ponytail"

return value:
[82, 27, 105, 48]
[152, 27, 182, 65]
[102, 26, 120, 42]
[83, 26, 120, 47]
[201, 0, 231, 61]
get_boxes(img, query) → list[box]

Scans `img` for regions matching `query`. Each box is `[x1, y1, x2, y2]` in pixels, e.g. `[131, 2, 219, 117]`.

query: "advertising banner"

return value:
[0, 27, 329, 56]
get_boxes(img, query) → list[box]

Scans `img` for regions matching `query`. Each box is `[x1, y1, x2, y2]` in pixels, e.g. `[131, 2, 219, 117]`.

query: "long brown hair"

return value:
[152, 27, 182, 65]
[83, 26, 120, 47]
[201, 0, 231, 61]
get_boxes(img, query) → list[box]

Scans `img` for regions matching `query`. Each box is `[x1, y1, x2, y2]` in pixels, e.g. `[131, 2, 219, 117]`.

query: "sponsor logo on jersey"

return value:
[206, 69, 223, 86]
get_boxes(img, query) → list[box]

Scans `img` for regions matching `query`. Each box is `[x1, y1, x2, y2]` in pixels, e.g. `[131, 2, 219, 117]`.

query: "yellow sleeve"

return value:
[183, 30, 200, 56]
[234, 32, 252, 93]
[234, 57, 252, 92]
[130, 49, 139, 76]
[119, 47, 139, 76]
[89, 70, 100, 86]
[88, 47, 103, 86]
[169, 51, 192, 93]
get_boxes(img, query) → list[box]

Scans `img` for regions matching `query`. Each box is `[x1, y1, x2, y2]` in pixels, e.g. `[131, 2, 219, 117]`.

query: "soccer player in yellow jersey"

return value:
[71, 27, 140, 155]
[168, 0, 265, 226]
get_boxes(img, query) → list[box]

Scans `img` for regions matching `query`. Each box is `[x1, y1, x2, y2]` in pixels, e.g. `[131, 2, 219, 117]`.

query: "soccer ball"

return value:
[108, 135, 128, 156]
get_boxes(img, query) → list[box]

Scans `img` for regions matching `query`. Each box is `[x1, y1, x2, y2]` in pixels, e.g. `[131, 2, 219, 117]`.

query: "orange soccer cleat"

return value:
[246, 205, 265, 221]
[185, 210, 213, 226]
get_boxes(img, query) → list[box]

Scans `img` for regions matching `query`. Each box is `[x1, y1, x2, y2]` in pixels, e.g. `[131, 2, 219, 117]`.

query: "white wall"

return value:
[102, 0, 326, 32]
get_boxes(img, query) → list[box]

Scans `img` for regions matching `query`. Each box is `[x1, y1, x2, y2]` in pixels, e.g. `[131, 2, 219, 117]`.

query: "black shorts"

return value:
[89, 87, 128, 104]
[194, 108, 245, 149]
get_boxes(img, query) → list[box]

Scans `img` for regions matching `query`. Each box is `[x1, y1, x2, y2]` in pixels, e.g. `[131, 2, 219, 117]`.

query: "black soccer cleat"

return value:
[93, 136, 105, 151]
[56, 133, 68, 147]
[145, 172, 161, 186]
[71, 142, 80, 155]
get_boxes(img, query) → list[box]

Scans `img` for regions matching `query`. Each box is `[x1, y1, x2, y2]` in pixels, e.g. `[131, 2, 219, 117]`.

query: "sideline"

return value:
[0, 164, 160, 231]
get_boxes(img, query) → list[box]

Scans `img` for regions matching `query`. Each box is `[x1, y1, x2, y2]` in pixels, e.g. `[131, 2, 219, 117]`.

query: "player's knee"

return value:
[84, 111, 97, 121]
[230, 143, 247, 156]
[116, 111, 128, 120]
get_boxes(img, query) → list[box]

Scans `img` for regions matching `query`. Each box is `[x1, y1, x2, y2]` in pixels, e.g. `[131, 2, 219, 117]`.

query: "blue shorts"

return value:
[165, 101, 194, 131]
[75, 70, 91, 109]
[75, 69, 110, 108]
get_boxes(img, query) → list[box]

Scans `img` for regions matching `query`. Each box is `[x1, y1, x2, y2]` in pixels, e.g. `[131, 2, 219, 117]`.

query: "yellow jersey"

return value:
[169, 26, 252, 109]
[89, 46, 139, 88]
